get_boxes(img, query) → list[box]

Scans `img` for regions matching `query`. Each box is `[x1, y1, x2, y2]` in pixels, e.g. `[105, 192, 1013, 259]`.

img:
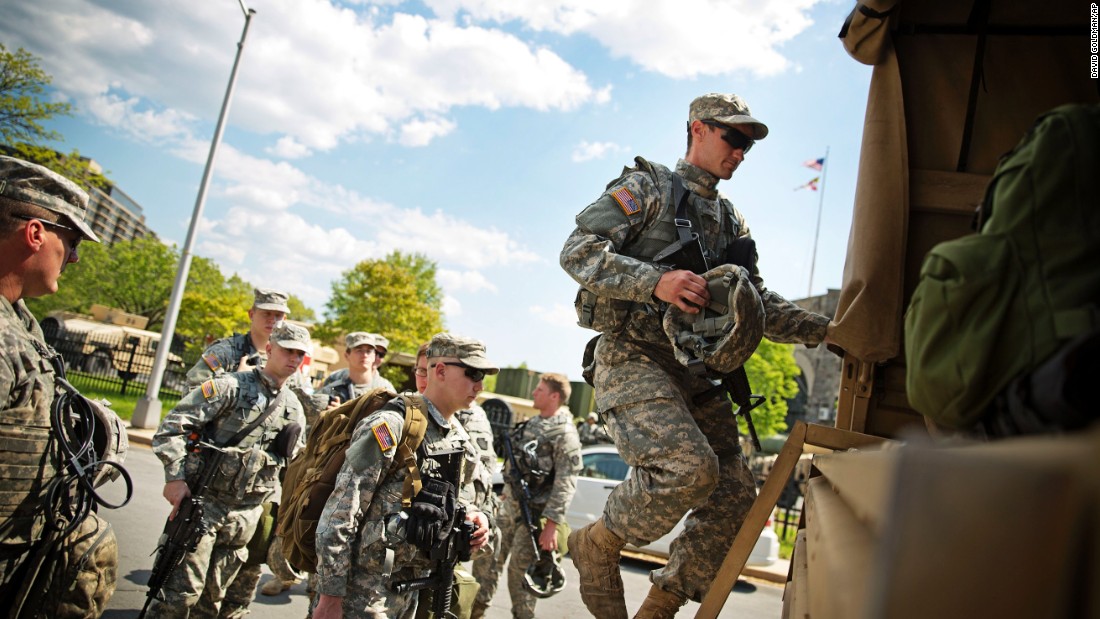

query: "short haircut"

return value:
[416, 343, 430, 362]
[539, 372, 571, 403]
[0, 197, 61, 237]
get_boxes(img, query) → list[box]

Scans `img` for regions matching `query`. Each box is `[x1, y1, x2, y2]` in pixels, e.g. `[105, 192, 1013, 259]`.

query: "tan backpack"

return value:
[277, 388, 427, 573]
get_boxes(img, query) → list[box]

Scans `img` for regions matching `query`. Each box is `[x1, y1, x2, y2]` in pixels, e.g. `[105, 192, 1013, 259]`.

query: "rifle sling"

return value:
[222, 389, 289, 449]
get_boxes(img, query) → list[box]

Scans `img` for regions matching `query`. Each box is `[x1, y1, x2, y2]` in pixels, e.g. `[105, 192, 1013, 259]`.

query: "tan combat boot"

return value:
[568, 520, 628, 619]
[633, 585, 687, 619]
[260, 577, 298, 596]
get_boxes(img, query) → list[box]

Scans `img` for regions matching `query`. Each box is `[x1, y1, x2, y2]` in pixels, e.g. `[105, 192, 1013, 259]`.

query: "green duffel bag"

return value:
[905, 103, 1100, 430]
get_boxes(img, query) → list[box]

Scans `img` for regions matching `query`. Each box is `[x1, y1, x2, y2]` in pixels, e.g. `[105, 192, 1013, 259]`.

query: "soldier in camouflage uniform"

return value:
[0, 156, 118, 616]
[560, 93, 832, 618]
[148, 322, 309, 619]
[186, 288, 293, 388]
[471, 373, 581, 619]
[412, 343, 500, 619]
[312, 333, 494, 619]
[316, 332, 397, 407]
[578, 412, 611, 445]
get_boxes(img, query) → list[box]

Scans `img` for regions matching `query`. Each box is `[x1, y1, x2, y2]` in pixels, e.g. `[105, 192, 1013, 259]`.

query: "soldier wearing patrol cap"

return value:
[185, 288, 293, 388]
[149, 322, 308, 618]
[0, 155, 119, 616]
[315, 331, 396, 410]
[560, 93, 832, 618]
[312, 333, 494, 619]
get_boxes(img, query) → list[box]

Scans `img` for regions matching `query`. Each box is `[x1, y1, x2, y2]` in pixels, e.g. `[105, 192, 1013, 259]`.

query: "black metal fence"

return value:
[41, 320, 199, 406]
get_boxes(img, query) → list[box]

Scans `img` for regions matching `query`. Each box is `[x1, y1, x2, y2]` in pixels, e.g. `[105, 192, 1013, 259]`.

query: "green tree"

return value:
[321, 251, 445, 358]
[26, 236, 313, 354]
[287, 296, 317, 324]
[8, 143, 110, 191]
[739, 339, 802, 439]
[0, 44, 70, 145]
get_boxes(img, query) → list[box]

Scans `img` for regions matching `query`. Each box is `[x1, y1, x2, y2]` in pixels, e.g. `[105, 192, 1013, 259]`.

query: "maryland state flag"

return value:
[795, 177, 820, 191]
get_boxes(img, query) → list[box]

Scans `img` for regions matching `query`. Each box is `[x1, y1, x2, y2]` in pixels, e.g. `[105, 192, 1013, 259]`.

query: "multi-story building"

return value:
[83, 159, 155, 244]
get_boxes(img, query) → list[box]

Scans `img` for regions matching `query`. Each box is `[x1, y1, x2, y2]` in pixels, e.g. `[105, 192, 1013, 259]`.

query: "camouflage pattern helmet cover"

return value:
[662, 263, 765, 373]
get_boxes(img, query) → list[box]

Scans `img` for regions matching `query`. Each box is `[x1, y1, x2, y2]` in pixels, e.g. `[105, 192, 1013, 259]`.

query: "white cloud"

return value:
[571, 140, 626, 163]
[530, 303, 578, 328]
[442, 295, 463, 317]
[0, 0, 608, 153]
[399, 116, 457, 147]
[268, 136, 313, 159]
[438, 269, 498, 294]
[422, 0, 822, 78]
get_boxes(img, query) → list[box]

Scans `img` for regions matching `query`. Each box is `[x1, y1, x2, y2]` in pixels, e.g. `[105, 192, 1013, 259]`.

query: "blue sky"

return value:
[1, 0, 871, 377]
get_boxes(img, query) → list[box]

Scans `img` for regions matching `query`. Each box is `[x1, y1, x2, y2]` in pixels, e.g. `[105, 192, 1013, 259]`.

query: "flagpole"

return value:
[807, 146, 829, 298]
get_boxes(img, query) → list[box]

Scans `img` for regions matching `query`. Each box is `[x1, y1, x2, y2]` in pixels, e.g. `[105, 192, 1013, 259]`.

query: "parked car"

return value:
[496, 443, 780, 566]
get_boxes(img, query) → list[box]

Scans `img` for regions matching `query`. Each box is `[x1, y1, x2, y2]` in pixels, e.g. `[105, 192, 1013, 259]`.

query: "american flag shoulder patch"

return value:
[202, 354, 222, 372]
[200, 380, 218, 399]
[372, 421, 397, 451]
[611, 187, 640, 216]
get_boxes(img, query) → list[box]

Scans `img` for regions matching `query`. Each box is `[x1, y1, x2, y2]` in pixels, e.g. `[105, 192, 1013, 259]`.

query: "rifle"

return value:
[139, 442, 225, 618]
[390, 450, 475, 618]
[500, 428, 542, 560]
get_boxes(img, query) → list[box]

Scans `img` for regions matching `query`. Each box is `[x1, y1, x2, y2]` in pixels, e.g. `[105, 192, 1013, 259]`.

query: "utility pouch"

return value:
[574, 288, 632, 333]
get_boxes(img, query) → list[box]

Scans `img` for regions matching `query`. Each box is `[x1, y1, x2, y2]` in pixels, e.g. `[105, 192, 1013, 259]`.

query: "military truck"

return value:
[40, 304, 189, 391]
[695, 2, 1099, 618]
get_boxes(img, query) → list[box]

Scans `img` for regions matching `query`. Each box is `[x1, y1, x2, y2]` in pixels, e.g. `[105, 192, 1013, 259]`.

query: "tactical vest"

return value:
[575, 157, 742, 333]
[188, 375, 300, 506]
[0, 302, 58, 546]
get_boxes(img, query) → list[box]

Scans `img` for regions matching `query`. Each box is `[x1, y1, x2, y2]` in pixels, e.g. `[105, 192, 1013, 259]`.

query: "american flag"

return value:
[803, 157, 825, 171]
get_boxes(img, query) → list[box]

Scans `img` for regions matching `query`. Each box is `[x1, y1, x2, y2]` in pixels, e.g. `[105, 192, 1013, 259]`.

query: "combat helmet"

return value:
[662, 263, 765, 374]
[523, 550, 567, 598]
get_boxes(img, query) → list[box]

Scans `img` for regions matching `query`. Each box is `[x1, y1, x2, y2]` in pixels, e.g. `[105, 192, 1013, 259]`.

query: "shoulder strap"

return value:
[670, 173, 695, 247]
[397, 394, 429, 507]
[223, 388, 289, 449]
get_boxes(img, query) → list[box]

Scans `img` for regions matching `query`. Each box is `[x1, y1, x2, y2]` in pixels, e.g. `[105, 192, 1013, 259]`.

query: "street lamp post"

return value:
[131, 2, 257, 429]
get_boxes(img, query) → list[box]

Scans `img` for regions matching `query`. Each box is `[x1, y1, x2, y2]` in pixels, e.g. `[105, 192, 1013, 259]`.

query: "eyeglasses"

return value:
[414, 366, 428, 377]
[703, 120, 754, 153]
[14, 214, 82, 256]
[436, 361, 487, 383]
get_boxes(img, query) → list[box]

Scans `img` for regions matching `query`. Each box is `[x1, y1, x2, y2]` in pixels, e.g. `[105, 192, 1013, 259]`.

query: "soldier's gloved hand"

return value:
[406, 501, 444, 547]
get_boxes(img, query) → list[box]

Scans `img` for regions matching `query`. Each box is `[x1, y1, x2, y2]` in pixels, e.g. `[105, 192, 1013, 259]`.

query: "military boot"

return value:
[568, 520, 628, 619]
[633, 584, 687, 619]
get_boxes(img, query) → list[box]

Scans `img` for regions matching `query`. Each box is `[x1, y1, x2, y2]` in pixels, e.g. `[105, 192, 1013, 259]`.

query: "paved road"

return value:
[102, 445, 782, 618]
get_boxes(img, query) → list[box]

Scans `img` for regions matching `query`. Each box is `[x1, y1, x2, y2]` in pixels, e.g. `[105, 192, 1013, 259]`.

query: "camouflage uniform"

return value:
[560, 157, 828, 601]
[314, 395, 479, 618]
[578, 420, 611, 445]
[474, 409, 581, 618]
[186, 333, 263, 389]
[187, 331, 317, 615]
[149, 368, 306, 619]
[318, 369, 396, 404]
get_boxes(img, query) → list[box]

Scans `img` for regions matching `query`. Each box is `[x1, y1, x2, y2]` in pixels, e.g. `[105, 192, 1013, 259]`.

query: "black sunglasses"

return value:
[703, 120, 754, 153]
[14, 214, 82, 252]
[438, 361, 487, 383]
